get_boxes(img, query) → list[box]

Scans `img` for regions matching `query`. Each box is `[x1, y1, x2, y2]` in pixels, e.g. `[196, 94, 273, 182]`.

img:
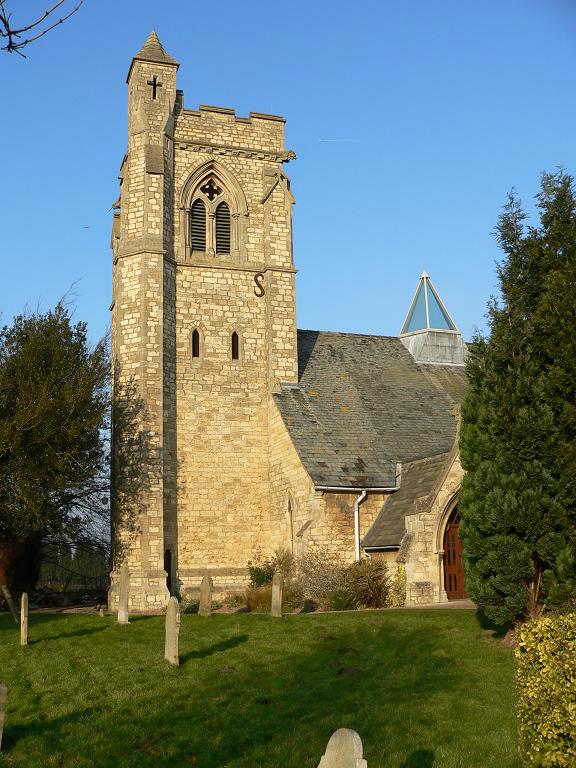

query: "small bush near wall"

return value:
[248, 548, 294, 587]
[343, 560, 390, 609]
[297, 552, 348, 609]
[516, 614, 576, 767]
[389, 564, 407, 608]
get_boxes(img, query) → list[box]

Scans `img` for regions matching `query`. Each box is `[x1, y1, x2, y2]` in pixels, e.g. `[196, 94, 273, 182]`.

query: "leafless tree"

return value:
[0, 0, 83, 56]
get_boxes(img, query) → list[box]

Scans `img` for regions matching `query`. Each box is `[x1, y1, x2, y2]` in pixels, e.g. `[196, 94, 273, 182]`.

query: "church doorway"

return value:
[443, 507, 468, 600]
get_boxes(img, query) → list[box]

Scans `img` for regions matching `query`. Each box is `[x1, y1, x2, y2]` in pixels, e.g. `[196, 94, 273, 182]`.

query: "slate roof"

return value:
[273, 330, 467, 489]
[362, 452, 452, 548]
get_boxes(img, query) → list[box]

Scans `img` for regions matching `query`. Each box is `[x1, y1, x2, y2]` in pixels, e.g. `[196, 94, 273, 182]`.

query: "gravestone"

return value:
[98, 607, 105, 618]
[164, 596, 180, 666]
[0, 684, 6, 751]
[317, 729, 368, 768]
[20, 593, 28, 646]
[117, 560, 130, 625]
[271, 571, 284, 618]
[198, 572, 213, 617]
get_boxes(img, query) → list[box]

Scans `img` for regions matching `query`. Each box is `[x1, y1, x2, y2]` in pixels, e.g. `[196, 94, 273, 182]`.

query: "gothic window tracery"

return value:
[188, 174, 233, 257]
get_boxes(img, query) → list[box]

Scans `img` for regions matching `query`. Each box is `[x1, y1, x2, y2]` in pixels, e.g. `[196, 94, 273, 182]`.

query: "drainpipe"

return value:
[354, 490, 368, 561]
[315, 465, 402, 563]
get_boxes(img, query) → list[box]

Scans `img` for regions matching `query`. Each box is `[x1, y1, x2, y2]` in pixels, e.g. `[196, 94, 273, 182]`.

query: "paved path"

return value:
[406, 599, 476, 610]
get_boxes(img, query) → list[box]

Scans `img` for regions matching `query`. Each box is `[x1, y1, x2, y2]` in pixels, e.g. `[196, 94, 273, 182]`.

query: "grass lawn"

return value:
[0, 609, 519, 768]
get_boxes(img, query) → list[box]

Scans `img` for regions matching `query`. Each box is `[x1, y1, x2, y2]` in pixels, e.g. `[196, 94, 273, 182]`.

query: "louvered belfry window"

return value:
[190, 199, 206, 252]
[215, 201, 231, 255]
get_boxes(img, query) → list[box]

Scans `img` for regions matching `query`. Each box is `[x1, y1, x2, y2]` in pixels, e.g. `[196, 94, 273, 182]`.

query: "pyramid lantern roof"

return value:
[400, 271, 458, 335]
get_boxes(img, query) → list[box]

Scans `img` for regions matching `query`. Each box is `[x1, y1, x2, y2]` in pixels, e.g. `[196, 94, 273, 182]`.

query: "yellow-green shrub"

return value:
[516, 614, 576, 767]
[389, 563, 407, 608]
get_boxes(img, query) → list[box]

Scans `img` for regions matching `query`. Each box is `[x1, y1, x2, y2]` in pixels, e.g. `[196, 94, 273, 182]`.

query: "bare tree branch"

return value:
[0, 0, 83, 56]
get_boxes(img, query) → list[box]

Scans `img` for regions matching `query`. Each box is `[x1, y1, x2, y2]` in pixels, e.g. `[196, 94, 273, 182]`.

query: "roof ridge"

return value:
[297, 328, 400, 341]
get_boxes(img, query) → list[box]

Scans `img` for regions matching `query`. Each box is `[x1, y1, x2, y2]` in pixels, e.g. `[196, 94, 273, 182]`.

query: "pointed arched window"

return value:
[231, 331, 239, 361]
[190, 199, 206, 252]
[192, 329, 200, 359]
[215, 201, 231, 255]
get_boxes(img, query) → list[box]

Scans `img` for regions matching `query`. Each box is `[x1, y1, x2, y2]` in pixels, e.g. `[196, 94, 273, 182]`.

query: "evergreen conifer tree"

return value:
[460, 170, 576, 624]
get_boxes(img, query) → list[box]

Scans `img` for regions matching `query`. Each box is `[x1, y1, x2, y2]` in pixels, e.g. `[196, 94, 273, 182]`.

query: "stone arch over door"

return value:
[438, 499, 468, 600]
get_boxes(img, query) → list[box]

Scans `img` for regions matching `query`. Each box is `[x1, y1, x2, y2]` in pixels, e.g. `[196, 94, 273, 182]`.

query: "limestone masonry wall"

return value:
[403, 453, 464, 605]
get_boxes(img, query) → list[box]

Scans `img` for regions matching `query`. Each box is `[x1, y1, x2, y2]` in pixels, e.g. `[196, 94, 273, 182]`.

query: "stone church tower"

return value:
[109, 32, 298, 610]
[110, 33, 470, 613]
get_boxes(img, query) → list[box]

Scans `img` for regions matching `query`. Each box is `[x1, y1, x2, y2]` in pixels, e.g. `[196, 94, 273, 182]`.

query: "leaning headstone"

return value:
[0, 585, 18, 624]
[198, 572, 213, 617]
[164, 596, 180, 666]
[20, 593, 28, 646]
[271, 571, 284, 618]
[0, 684, 7, 751]
[317, 729, 368, 768]
[117, 560, 130, 625]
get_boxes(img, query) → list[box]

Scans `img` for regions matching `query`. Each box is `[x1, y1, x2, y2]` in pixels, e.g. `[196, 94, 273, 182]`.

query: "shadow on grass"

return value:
[475, 608, 511, 638]
[181, 634, 248, 663]
[30, 626, 107, 643]
[2, 707, 97, 750]
[399, 749, 435, 767]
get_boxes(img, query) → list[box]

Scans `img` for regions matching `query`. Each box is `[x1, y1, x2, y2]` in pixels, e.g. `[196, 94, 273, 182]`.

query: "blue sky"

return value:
[2, 0, 576, 343]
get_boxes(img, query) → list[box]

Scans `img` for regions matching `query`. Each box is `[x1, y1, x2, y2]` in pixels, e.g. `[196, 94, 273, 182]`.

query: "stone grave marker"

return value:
[198, 572, 213, 617]
[317, 729, 368, 768]
[117, 560, 130, 625]
[20, 593, 28, 646]
[164, 596, 180, 666]
[0, 684, 7, 751]
[271, 571, 284, 618]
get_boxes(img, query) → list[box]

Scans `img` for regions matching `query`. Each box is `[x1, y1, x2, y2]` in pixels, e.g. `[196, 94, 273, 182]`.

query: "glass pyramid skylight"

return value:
[400, 271, 458, 334]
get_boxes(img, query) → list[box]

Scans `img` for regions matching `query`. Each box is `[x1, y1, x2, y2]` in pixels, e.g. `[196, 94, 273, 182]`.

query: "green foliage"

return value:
[460, 170, 576, 624]
[342, 559, 390, 609]
[389, 563, 407, 608]
[0, 303, 109, 543]
[247, 558, 275, 588]
[247, 548, 295, 588]
[516, 615, 576, 766]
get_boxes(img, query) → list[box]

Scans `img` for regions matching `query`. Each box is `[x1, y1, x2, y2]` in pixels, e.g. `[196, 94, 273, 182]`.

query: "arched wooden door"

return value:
[443, 507, 468, 600]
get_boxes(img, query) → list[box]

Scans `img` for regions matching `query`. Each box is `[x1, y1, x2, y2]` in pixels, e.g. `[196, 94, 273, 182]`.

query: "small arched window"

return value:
[190, 199, 206, 252]
[231, 331, 239, 361]
[215, 201, 231, 255]
[192, 329, 200, 359]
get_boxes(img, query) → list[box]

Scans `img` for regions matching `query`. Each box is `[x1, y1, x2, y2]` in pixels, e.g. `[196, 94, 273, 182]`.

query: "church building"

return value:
[109, 33, 469, 612]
